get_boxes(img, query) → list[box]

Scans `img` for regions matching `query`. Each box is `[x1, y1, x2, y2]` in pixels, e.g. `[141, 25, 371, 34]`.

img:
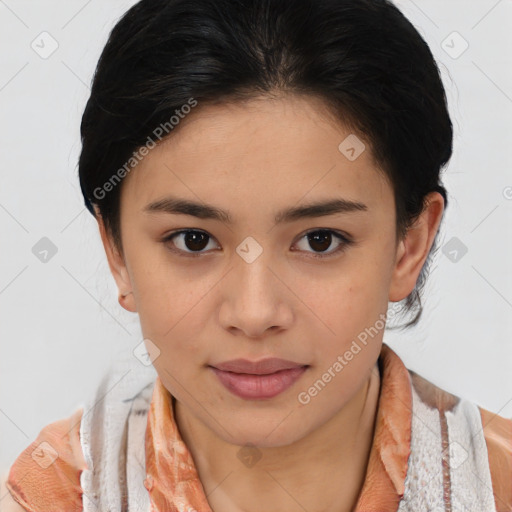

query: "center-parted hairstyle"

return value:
[78, 0, 453, 328]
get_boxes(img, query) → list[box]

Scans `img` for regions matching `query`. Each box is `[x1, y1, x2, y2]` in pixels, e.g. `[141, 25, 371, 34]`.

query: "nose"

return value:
[218, 251, 294, 339]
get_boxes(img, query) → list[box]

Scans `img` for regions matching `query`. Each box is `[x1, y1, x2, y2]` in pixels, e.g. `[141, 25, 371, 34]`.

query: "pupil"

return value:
[309, 231, 331, 252]
[185, 231, 208, 251]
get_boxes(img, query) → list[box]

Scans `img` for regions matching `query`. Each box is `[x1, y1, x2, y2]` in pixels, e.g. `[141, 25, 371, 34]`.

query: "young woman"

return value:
[3, 0, 511, 511]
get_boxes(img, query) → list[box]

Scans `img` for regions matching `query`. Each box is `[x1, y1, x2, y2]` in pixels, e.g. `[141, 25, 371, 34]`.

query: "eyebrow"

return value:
[143, 195, 368, 224]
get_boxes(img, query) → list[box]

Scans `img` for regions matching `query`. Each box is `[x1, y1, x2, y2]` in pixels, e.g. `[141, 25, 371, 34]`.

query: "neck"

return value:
[175, 362, 381, 512]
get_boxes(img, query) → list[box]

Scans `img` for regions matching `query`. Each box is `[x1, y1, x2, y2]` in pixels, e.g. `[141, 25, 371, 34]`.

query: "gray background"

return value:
[1, 0, 511, 475]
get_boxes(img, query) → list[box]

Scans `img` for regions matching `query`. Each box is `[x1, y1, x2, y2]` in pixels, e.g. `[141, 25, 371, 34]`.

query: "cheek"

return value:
[307, 264, 387, 327]
[301, 265, 390, 367]
[131, 266, 216, 361]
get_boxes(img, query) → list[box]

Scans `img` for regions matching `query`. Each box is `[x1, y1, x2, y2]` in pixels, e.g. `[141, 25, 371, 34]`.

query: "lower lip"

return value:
[209, 366, 308, 400]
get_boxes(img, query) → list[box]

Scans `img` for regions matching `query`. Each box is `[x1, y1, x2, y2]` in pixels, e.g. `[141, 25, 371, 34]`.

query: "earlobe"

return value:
[95, 212, 137, 313]
[118, 290, 136, 312]
[388, 192, 445, 303]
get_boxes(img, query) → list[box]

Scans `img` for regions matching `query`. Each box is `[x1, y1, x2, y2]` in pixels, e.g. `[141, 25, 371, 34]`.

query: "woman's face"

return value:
[99, 94, 438, 447]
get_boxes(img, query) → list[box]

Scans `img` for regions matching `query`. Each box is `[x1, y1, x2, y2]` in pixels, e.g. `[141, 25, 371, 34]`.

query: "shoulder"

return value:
[478, 405, 512, 512]
[408, 369, 512, 511]
[4, 407, 86, 512]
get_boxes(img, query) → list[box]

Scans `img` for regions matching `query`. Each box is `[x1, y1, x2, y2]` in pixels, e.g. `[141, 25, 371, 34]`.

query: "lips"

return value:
[210, 357, 306, 375]
[208, 358, 309, 400]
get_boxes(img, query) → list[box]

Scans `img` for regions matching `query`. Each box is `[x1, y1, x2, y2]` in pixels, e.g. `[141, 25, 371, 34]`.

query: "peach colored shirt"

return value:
[7, 344, 512, 511]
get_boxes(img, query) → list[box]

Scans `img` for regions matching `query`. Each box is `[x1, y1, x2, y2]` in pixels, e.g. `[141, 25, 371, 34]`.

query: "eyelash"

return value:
[160, 229, 354, 260]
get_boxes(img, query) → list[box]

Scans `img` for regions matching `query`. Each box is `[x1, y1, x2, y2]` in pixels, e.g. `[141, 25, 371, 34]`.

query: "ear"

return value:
[388, 191, 445, 302]
[94, 208, 137, 313]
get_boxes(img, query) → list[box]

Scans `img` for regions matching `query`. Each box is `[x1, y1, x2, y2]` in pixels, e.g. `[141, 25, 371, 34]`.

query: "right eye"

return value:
[161, 229, 220, 257]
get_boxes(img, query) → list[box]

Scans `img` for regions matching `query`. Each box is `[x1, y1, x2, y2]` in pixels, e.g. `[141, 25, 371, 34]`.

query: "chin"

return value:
[216, 418, 309, 449]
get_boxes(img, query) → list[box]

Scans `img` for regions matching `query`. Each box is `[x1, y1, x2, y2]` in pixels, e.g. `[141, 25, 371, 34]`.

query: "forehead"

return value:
[120, 94, 392, 216]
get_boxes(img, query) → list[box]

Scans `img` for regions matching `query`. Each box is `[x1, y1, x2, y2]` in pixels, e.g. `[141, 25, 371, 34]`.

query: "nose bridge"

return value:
[233, 237, 278, 301]
[219, 238, 292, 336]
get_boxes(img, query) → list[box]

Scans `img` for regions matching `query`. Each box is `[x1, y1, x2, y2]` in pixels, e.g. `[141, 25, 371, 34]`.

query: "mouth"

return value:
[210, 357, 307, 374]
[208, 358, 309, 400]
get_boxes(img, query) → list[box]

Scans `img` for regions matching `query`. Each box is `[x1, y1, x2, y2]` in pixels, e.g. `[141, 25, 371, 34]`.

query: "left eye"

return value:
[162, 229, 352, 258]
[293, 229, 352, 258]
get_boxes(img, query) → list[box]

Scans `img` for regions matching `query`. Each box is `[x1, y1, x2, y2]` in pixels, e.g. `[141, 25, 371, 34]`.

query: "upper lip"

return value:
[210, 358, 307, 375]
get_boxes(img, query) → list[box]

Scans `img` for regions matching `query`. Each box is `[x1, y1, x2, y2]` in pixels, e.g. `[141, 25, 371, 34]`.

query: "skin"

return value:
[95, 93, 444, 512]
